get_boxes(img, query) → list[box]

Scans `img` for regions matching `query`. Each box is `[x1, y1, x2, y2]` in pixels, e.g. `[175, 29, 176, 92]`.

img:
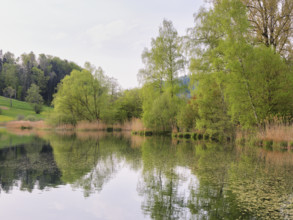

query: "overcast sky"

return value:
[0, 0, 204, 89]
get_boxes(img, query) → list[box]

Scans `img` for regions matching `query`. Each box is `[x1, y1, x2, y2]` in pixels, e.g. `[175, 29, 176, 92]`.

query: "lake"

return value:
[0, 129, 293, 220]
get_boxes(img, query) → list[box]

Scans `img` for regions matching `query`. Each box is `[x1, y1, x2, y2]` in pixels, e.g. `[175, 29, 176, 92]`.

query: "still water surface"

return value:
[0, 130, 293, 219]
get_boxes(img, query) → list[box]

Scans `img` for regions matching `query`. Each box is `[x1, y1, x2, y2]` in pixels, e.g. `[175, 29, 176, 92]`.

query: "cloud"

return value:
[50, 32, 68, 41]
[85, 20, 137, 48]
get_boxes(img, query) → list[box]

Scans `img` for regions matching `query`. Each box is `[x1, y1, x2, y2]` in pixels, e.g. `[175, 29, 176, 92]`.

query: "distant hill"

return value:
[178, 75, 191, 98]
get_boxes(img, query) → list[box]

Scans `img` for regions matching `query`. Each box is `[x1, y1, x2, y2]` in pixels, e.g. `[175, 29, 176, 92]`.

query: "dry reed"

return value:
[6, 120, 51, 130]
[258, 122, 293, 143]
[76, 121, 108, 131]
[130, 118, 145, 131]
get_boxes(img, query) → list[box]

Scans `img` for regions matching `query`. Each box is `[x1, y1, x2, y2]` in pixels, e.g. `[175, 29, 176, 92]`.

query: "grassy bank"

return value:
[0, 96, 52, 122]
[236, 123, 293, 151]
[6, 118, 144, 133]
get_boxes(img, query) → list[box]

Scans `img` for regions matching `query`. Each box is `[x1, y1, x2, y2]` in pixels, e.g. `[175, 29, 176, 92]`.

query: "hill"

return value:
[0, 96, 52, 122]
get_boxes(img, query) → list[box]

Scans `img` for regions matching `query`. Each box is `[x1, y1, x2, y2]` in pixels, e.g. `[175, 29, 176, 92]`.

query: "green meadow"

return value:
[0, 96, 52, 122]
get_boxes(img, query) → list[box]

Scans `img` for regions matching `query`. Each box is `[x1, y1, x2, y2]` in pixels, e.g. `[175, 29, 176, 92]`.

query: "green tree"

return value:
[25, 84, 43, 114]
[188, 0, 293, 132]
[176, 97, 198, 132]
[114, 88, 143, 123]
[3, 86, 15, 107]
[52, 68, 109, 124]
[31, 67, 49, 94]
[145, 93, 181, 131]
[138, 19, 185, 97]
[1, 63, 18, 98]
[138, 20, 185, 130]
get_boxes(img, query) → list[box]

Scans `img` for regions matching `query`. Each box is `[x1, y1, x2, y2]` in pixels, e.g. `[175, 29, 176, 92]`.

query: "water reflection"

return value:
[0, 130, 293, 219]
[0, 137, 62, 193]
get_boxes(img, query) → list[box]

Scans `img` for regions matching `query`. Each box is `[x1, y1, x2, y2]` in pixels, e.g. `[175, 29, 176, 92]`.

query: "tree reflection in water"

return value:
[0, 137, 62, 193]
[1, 130, 293, 219]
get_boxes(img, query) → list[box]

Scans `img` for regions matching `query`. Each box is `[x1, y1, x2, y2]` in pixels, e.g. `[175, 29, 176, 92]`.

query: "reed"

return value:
[258, 121, 293, 143]
[76, 121, 108, 131]
[130, 118, 145, 131]
[6, 120, 51, 130]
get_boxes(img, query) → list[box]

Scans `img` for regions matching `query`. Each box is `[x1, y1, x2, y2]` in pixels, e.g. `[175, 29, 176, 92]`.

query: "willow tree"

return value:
[52, 68, 109, 125]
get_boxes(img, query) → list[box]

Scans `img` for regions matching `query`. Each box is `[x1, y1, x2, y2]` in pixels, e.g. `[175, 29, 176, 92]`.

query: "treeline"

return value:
[0, 51, 81, 105]
[51, 62, 142, 125]
[51, 0, 293, 140]
[137, 0, 293, 140]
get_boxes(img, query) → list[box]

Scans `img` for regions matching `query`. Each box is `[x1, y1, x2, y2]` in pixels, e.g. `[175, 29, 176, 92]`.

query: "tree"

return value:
[138, 19, 185, 97]
[187, 0, 293, 132]
[3, 86, 15, 107]
[114, 88, 143, 123]
[3, 51, 15, 64]
[138, 20, 186, 130]
[52, 68, 109, 124]
[241, 0, 293, 58]
[176, 97, 198, 132]
[31, 67, 49, 95]
[144, 93, 181, 131]
[21, 52, 37, 92]
[1, 63, 18, 98]
[25, 84, 43, 114]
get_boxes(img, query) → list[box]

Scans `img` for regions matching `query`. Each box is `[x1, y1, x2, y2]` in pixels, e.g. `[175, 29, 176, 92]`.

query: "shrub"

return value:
[17, 115, 25, 120]
[25, 115, 38, 121]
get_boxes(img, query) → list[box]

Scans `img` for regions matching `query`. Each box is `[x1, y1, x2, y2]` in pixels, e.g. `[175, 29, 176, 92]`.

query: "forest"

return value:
[2, 0, 293, 141]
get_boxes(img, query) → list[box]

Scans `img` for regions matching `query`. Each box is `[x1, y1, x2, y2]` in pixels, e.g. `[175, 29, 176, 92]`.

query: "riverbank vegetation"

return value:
[2, 0, 293, 143]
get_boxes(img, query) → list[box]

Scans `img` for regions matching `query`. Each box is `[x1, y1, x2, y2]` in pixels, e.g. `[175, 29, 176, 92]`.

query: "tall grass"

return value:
[6, 120, 51, 130]
[7, 116, 146, 133]
[76, 121, 108, 131]
[258, 120, 293, 143]
[130, 118, 145, 131]
[76, 118, 145, 132]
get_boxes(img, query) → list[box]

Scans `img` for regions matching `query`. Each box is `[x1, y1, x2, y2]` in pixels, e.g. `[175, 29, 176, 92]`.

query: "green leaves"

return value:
[52, 69, 109, 124]
[188, 0, 293, 132]
[25, 84, 43, 114]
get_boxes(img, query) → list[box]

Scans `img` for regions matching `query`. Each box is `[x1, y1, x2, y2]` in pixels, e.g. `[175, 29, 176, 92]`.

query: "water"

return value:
[0, 130, 293, 219]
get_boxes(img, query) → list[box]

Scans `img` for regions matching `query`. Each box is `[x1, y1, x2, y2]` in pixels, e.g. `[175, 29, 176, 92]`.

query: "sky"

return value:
[0, 0, 204, 89]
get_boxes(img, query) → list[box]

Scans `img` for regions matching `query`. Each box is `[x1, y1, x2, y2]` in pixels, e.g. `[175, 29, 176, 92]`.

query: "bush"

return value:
[25, 115, 38, 121]
[17, 115, 25, 120]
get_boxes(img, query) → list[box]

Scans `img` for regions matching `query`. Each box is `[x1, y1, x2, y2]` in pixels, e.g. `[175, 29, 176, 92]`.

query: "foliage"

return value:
[24, 115, 38, 121]
[138, 20, 186, 131]
[187, 0, 293, 135]
[194, 73, 234, 139]
[241, 0, 293, 58]
[143, 93, 181, 131]
[114, 88, 143, 123]
[176, 97, 198, 132]
[138, 19, 185, 97]
[25, 84, 44, 114]
[3, 86, 15, 107]
[0, 51, 82, 104]
[52, 68, 109, 125]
